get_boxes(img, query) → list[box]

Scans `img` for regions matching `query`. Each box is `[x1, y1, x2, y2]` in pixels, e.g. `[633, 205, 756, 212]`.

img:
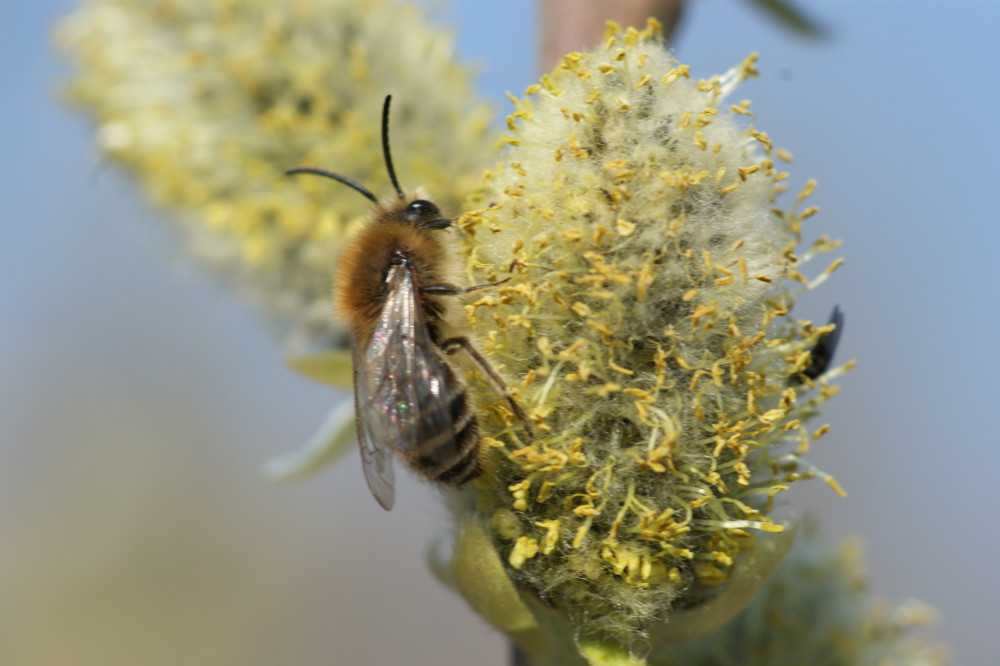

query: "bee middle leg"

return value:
[439, 336, 534, 438]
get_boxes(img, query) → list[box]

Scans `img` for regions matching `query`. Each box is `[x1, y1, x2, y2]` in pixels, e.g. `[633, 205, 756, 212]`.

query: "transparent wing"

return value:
[353, 340, 396, 510]
[352, 262, 464, 506]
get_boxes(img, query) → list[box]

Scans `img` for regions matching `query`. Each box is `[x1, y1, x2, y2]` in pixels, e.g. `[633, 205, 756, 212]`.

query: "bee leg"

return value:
[439, 336, 534, 438]
[420, 277, 510, 296]
[417, 218, 454, 231]
[800, 305, 844, 381]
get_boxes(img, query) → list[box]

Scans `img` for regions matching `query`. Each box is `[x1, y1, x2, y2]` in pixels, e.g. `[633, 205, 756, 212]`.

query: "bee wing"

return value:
[352, 340, 396, 510]
[353, 263, 462, 507]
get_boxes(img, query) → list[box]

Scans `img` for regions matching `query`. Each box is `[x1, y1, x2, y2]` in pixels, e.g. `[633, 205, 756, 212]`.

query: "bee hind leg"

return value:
[439, 336, 534, 438]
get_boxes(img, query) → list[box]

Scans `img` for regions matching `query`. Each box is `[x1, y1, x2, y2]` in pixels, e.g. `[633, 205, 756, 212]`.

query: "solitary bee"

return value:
[288, 96, 529, 510]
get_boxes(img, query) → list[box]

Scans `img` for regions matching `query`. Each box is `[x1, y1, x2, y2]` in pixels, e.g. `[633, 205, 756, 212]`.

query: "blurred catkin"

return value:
[648, 531, 947, 666]
[451, 21, 849, 647]
[57, 0, 494, 349]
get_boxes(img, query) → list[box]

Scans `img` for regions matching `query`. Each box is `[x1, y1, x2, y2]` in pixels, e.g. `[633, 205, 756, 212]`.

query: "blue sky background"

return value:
[2, 1, 997, 664]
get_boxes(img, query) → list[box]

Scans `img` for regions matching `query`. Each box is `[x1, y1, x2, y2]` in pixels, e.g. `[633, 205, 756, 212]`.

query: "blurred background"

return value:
[2, 0, 997, 664]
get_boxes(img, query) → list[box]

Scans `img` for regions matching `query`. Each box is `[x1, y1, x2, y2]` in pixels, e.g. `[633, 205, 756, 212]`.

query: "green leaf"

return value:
[653, 525, 797, 644]
[262, 400, 356, 481]
[285, 351, 354, 389]
[450, 519, 540, 635]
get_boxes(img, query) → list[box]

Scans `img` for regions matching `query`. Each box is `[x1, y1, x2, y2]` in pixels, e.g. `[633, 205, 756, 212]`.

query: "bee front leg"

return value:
[419, 278, 510, 296]
[439, 336, 534, 438]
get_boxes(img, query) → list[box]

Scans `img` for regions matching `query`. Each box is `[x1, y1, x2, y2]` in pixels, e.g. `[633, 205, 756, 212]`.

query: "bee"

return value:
[287, 96, 530, 510]
[801, 305, 844, 381]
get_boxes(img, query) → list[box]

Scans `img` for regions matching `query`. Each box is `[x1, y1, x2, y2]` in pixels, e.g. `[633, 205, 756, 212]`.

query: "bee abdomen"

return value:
[404, 389, 482, 487]
[428, 418, 481, 486]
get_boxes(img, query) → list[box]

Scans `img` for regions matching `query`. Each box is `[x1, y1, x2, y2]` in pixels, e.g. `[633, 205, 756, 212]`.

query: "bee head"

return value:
[402, 199, 440, 220]
[285, 95, 450, 233]
[397, 198, 452, 231]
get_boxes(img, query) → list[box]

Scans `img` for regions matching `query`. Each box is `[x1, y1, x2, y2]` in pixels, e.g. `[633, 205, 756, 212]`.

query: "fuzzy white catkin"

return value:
[455, 22, 849, 644]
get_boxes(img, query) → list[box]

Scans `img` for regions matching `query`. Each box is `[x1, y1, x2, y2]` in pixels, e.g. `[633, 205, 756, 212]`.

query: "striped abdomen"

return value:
[401, 358, 481, 486]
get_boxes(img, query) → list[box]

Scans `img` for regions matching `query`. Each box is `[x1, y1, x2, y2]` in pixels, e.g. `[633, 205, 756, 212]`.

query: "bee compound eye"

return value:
[404, 199, 440, 220]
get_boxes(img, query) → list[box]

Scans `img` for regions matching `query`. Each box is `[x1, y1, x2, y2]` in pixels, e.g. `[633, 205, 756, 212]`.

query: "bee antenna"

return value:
[381, 95, 405, 200]
[285, 167, 379, 204]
